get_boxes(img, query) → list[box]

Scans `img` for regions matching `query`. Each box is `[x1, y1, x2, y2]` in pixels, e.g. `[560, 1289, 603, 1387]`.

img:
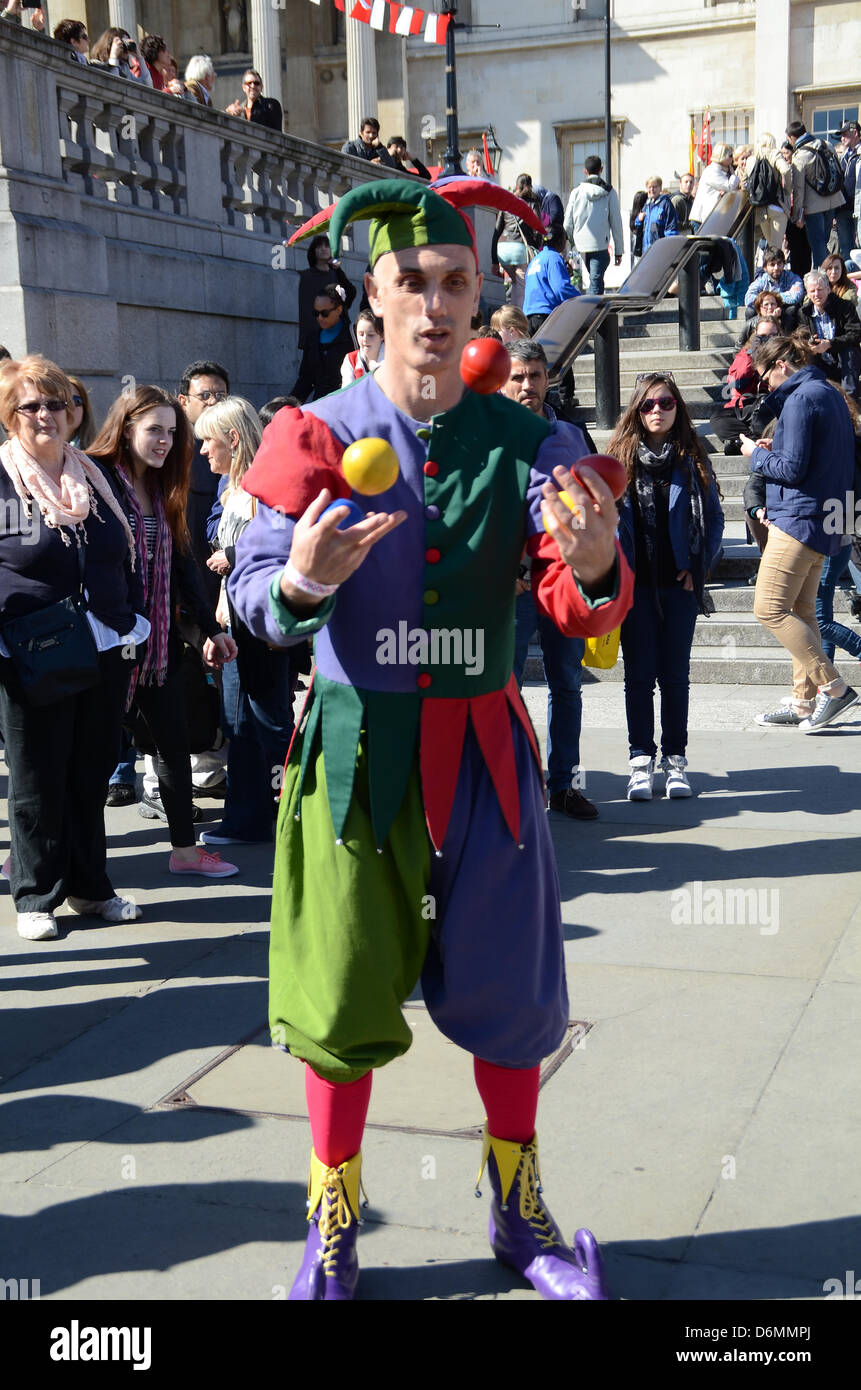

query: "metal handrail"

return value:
[534, 188, 755, 427]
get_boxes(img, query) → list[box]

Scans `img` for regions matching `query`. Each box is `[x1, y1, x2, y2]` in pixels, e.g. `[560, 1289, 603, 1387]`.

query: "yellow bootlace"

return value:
[314, 1165, 367, 1277]
[516, 1144, 558, 1251]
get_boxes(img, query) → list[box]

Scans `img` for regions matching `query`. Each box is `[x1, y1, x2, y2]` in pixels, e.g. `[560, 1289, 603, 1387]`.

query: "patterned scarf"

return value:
[116, 465, 172, 701]
[0, 436, 136, 563]
[634, 441, 708, 615]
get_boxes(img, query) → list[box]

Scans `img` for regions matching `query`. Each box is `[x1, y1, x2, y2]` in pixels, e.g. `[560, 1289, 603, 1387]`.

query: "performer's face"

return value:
[366, 245, 482, 378]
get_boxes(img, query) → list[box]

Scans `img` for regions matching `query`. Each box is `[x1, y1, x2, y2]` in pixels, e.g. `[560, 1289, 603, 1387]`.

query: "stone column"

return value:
[108, 0, 138, 38]
[346, 13, 378, 143]
[250, 0, 283, 112]
[754, 0, 791, 141]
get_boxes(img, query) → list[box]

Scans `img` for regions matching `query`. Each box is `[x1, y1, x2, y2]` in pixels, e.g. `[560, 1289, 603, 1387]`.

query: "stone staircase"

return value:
[532, 303, 861, 684]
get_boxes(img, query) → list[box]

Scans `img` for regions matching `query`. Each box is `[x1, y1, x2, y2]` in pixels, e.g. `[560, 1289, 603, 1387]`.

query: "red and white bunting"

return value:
[312, 1, 448, 46]
[423, 11, 450, 43]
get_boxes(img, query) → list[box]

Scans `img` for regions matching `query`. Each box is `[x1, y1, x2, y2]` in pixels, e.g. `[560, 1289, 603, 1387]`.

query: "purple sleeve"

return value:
[525, 425, 591, 537]
[228, 501, 332, 646]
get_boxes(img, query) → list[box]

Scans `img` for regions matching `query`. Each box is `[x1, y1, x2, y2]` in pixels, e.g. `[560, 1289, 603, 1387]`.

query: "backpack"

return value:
[746, 156, 781, 207]
[803, 139, 844, 197]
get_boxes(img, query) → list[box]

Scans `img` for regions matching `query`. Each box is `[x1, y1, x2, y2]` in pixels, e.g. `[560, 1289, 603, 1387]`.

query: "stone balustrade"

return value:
[1, 23, 503, 412]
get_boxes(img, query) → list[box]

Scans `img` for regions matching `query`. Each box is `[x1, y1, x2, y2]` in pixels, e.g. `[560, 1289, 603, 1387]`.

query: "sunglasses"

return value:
[16, 399, 68, 416]
[639, 396, 676, 413]
[314, 307, 337, 317]
[243, 80, 262, 87]
[191, 389, 227, 402]
[635, 371, 675, 385]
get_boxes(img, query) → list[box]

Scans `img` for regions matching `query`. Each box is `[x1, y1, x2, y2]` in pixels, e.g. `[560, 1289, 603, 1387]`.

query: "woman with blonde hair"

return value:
[0, 355, 146, 939]
[196, 397, 299, 845]
[689, 142, 739, 229]
[747, 132, 792, 251]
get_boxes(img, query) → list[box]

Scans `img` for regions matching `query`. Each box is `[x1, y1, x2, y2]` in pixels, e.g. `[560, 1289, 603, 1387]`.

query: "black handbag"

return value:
[127, 641, 221, 755]
[0, 544, 99, 707]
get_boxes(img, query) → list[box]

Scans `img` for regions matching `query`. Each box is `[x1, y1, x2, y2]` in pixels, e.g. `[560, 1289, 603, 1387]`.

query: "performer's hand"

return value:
[282, 488, 407, 611]
[540, 464, 618, 591]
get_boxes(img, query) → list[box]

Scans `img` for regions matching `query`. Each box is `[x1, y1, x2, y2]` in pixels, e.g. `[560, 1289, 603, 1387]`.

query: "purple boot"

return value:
[289, 1149, 364, 1301]
[477, 1128, 610, 1300]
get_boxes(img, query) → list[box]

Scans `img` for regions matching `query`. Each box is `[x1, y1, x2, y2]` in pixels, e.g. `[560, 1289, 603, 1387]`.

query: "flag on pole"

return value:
[369, 0, 387, 28]
[695, 110, 712, 167]
[688, 121, 696, 175]
[482, 132, 493, 175]
[424, 11, 450, 44]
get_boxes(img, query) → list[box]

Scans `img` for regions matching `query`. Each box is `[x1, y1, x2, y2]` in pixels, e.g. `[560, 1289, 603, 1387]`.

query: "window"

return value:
[811, 104, 859, 145]
[691, 108, 753, 157]
[554, 118, 624, 197]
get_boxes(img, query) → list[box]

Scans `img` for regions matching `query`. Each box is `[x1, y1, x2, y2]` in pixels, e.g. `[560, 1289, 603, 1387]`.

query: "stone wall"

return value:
[0, 23, 501, 422]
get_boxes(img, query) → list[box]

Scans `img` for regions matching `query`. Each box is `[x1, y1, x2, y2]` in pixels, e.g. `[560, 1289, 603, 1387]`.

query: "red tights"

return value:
[305, 1058, 539, 1166]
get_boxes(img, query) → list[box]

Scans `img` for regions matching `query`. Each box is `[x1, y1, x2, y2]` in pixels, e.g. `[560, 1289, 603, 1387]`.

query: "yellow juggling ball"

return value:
[341, 437, 400, 496]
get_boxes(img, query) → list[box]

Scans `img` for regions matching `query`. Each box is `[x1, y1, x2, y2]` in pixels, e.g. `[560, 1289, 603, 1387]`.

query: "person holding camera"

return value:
[1, 3, 45, 32]
[89, 27, 152, 84]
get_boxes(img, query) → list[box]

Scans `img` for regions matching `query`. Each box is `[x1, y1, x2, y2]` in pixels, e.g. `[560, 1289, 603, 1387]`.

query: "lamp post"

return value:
[604, 0, 611, 184]
[442, 4, 463, 176]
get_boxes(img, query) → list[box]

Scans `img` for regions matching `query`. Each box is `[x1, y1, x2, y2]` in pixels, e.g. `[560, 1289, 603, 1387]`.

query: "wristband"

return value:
[282, 558, 339, 598]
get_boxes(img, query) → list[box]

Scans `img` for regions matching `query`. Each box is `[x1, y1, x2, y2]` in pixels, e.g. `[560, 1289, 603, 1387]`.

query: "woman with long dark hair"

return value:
[609, 373, 724, 799]
[89, 387, 239, 876]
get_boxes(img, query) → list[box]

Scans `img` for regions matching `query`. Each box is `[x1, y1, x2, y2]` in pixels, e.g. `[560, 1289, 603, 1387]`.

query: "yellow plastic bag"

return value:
[582, 627, 620, 670]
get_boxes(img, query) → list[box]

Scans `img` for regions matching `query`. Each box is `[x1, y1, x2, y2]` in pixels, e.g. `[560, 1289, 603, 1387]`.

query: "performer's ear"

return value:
[365, 268, 383, 316]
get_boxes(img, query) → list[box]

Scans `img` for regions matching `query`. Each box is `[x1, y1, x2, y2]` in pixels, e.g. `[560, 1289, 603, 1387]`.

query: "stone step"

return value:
[586, 648, 797, 684]
[708, 582, 858, 612]
[693, 615, 861, 648]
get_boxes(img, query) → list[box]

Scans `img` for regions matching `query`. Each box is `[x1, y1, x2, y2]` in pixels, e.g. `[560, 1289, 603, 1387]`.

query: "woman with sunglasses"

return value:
[0, 356, 146, 940]
[66, 377, 96, 451]
[89, 386, 240, 876]
[290, 285, 354, 404]
[609, 374, 724, 799]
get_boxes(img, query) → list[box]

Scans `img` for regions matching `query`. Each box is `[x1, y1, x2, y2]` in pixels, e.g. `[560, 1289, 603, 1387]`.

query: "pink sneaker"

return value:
[1, 856, 10, 882]
[169, 848, 239, 878]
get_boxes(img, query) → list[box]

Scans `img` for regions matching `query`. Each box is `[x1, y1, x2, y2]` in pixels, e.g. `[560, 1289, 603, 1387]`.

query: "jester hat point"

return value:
[287, 177, 545, 267]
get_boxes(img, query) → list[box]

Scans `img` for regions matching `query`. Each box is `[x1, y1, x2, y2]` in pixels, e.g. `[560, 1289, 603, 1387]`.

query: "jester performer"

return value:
[229, 177, 633, 1301]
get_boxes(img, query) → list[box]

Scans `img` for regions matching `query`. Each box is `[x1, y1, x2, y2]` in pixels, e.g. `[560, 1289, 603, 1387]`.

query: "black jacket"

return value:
[799, 292, 861, 356]
[246, 96, 283, 133]
[298, 263, 357, 349]
[341, 138, 398, 168]
[291, 320, 354, 403]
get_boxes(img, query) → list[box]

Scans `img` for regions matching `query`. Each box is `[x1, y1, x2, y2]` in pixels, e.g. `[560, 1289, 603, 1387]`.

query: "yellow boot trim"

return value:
[306, 1148, 365, 1231]
[475, 1127, 558, 1250]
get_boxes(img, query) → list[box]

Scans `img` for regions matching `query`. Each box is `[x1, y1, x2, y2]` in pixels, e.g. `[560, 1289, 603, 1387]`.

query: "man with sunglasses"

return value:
[225, 69, 283, 133]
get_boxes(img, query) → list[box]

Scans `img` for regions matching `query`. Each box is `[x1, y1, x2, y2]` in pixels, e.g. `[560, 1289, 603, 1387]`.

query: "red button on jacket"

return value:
[417, 673, 432, 689]
[425, 548, 441, 564]
[423, 460, 439, 476]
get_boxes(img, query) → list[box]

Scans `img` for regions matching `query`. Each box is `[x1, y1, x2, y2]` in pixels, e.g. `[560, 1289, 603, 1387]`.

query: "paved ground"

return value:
[2, 681, 860, 1302]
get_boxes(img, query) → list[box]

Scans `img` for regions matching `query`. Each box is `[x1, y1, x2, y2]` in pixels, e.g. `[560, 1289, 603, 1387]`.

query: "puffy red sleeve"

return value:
[527, 531, 634, 637]
[241, 407, 350, 516]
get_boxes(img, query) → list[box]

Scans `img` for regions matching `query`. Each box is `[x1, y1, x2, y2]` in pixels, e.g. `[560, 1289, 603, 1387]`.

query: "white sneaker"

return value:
[17, 912, 59, 941]
[626, 756, 655, 801]
[660, 755, 692, 798]
[67, 895, 142, 923]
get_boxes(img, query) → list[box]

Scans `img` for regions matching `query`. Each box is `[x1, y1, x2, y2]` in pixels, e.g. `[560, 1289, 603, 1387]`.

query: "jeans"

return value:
[816, 545, 861, 663]
[803, 210, 834, 269]
[582, 249, 611, 295]
[109, 726, 137, 786]
[834, 206, 858, 261]
[620, 585, 699, 760]
[217, 643, 296, 839]
[0, 646, 129, 912]
[513, 588, 584, 794]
